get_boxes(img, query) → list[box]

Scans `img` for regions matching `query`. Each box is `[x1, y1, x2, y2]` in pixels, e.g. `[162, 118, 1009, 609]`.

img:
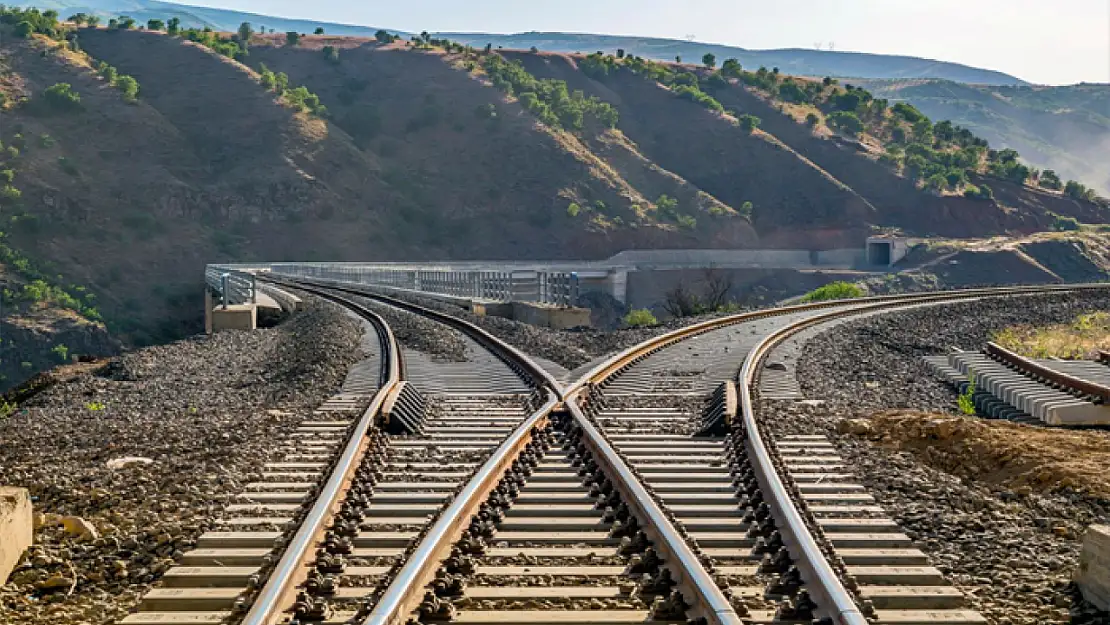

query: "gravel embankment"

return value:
[363, 289, 765, 370]
[0, 300, 361, 625]
[777, 290, 1110, 625]
[347, 294, 471, 362]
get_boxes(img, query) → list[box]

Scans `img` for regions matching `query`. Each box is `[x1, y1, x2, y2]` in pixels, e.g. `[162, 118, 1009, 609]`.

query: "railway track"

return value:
[116, 280, 1109, 625]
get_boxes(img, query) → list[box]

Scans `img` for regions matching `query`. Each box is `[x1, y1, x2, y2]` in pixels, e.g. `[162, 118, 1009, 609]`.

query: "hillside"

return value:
[9, 0, 1030, 84]
[0, 11, 1106, 391]
[856, 79, 1110, 196]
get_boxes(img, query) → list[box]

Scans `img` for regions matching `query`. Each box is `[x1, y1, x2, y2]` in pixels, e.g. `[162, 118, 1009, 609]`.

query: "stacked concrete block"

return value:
[1077, 525, 1110, 609]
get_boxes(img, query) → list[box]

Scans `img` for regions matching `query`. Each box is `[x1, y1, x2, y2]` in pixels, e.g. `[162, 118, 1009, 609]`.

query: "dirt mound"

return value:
[846, 411, 1110, 499]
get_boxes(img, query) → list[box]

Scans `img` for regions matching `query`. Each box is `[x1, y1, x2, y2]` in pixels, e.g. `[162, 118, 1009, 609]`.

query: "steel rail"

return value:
[276, 276, 562, 393]
[985, 341, 1110, 402]
[364, 391, 560, 625]
[563, 399, 746, 625]
[240, 287, 403, 625]
[565, 282, 1110, 398]
[568, 282, 1110, 624]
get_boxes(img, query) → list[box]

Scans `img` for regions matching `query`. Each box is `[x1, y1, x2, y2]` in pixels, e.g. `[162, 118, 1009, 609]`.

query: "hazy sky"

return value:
[186, 0, 1110, 84]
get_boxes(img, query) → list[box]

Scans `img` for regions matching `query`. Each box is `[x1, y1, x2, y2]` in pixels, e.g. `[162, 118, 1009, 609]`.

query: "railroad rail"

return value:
[119, 279, 1110, 625]
[984, 341, 1110, 403]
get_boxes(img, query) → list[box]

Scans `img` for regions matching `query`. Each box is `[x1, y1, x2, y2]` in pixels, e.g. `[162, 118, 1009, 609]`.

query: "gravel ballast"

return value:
[776, 290, 1110, 625]
[0, 300, 362, 625]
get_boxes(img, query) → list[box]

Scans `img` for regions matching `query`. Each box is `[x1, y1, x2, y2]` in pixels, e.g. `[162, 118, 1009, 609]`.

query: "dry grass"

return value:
[993, 311, 1110, 359]
[850, 411, 1110, 498]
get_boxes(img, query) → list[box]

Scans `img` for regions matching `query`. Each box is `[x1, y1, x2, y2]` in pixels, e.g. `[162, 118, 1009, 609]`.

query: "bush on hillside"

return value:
[285, 31, 300, 46]
[1049, 212, 1081, 231]
[702, 52, 716, 68]
[1065, 180, 1096, 202]
[323, 45, 339, 63]
[673, 84, 723, 113]
[800, 281, 864, 302]
[482, 55, 618, 130]
[41, 83, 81, 112]
[623, 308, 658, 327]
[147, 19, 163, 31]
[737, 113, 761, 133]
[314, 27, 324, 34]
[374, 29, 395, 43]
[166, 17, 180, 34]
[826, 110, 863, 137]
[13, 20, 33, 37]
[115, 75, 139, 102]
[1039, 169, 1063, 190]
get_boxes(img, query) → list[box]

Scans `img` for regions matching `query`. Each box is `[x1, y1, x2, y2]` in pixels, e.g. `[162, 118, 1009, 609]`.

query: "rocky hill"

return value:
[0, 10, 1106, 390]
[855, 79, 1110, 196]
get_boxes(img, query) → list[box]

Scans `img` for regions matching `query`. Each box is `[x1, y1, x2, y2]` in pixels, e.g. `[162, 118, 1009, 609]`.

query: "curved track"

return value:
[116, 280, 1110, 625]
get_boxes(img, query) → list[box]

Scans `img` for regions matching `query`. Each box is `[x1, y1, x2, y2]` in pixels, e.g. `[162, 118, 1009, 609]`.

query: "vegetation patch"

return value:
[482, 54, 617, 130]
[799, 281, 864, 302]
[993, 311, 1110, 359]
[622, 308, 658, 328]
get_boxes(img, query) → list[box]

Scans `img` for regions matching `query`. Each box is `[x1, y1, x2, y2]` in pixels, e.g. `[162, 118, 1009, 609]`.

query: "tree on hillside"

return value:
[85, 15, 100, 27]
[237, 22, 253, 50]
[1040, 169, 1063, 190]
[285, 31, 300, 46]
[323, 45, 339, 64]
[67, 13, 87, 25]
[167, 17, 179, 34]
[805, 112, 820, 127]
[1065, 180, 1096, 201]
[675, 55, 681, 63]
[117, 15, 135, 29]
[827, 110, 864, 137]
[107, 18, 118, 29]
[374, 29, 394, 43]
[147, 19, 164, 31]
[737, 114, 761, 133]
[616, 48, 625, 58]
[13, 20, 33, 37]
[721, 58, 741, 77]
[702, 52, 716, 68]
[314, 26, 324, 34]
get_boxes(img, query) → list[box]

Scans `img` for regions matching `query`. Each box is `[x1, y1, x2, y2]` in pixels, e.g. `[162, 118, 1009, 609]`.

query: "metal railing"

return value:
[214, 263, 582, 307]
[205, 266, 256, 307]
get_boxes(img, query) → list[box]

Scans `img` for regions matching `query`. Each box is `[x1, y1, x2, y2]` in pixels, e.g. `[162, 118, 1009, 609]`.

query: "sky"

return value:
[182, 0, 1110, 85]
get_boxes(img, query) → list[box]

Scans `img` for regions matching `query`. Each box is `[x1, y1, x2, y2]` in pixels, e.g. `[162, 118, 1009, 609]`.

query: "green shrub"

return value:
[51, 343, 69, 362]
[13, 20, 33, 37]
[115, 75, 139, 101]
[737, 113, 761, 133]
[482, 55, 618, 130]
[800, 281, 865, 302]
[1048, 212, 1081, 232]
[958, 373, 977, 415]
[676, 214, 697, 229]
[0, 185, 21, 203]
[623, 308, 658, 327]
[566, 202, 581, 217]
[41, 83, 81, 112]
[98, 61, 118, 83]
[323, 45, 339, 63]
[285, 31, 300, 46]
[673, 84, 724, 113]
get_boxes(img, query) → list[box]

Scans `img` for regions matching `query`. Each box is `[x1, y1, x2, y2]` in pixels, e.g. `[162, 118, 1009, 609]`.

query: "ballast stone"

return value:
[0, 486, 32, 584]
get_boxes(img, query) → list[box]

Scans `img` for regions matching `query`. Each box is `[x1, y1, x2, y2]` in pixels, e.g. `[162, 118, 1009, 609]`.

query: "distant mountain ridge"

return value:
[12, 0, 1029, 85]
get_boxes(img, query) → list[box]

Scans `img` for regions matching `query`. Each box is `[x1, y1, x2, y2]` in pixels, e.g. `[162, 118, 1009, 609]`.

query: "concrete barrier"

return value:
[511, 302, 592, 329]
[211, 304, 257, 331]
[1, 487, 32, 584]
[1077, 525, 1110, 609]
